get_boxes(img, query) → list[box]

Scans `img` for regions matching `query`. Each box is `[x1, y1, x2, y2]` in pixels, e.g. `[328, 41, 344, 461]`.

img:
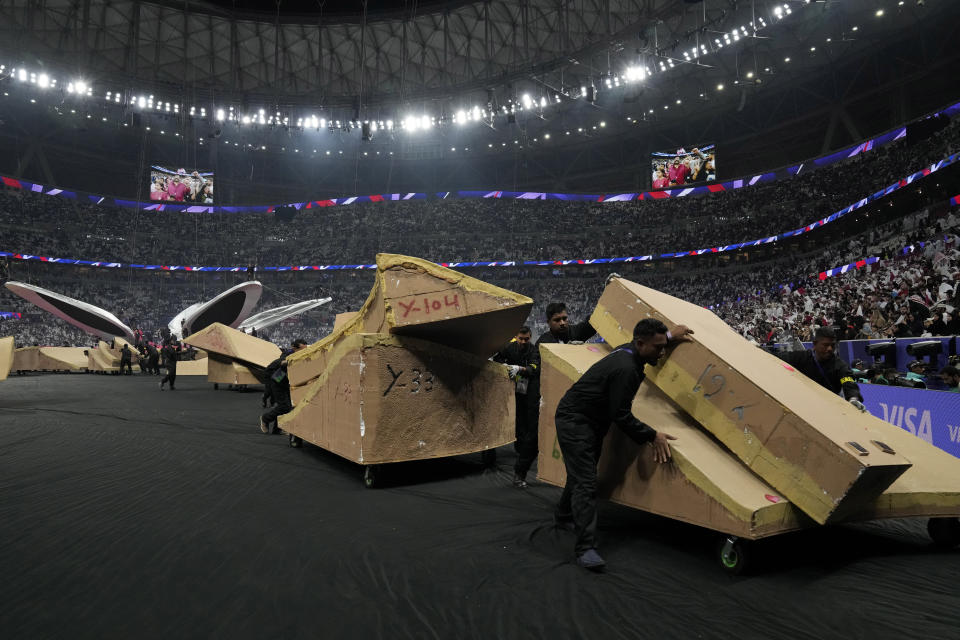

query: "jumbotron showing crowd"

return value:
[1, 115, 959, 366]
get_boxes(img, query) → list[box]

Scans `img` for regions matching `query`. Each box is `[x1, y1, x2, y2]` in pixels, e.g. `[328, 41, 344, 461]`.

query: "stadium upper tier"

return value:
[2, 110, 958, 271]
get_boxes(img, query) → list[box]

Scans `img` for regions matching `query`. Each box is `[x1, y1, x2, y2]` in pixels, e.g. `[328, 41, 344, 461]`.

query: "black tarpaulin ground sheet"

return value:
[0, 374, 956, 640]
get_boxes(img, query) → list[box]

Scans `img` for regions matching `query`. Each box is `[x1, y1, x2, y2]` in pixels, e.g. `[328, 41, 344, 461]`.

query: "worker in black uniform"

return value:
[493, 327, 541, 488]
[146, 343, 161, 375]
[260, 339, 309, 441]
[536, 302, 597, 347]
[779, 327, 865, 410]
[554, 318, 693, 571]
[119, 343, 133, 375]
[159, 339, 179, 390]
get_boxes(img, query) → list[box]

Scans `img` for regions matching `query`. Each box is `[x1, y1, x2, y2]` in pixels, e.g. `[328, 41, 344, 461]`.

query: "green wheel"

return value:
[363, 465, 380, 489]
[716, 536, 750, 575]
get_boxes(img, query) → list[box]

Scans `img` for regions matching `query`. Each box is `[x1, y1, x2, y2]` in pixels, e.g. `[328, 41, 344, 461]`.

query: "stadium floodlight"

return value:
[876, 9, 884, 17]
[420, 115, 430, 129]
[216, 109, 225, 121]
[17, 68, 27, 82]
[37, 73, 49, 88]
[521, 94, 532, 109]
[456, 109, 466, 124]
[544, 133, 550, 139]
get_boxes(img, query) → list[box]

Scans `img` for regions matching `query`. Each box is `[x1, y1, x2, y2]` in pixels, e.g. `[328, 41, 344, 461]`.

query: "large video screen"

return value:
[650, 144, 716, 189]
[149, 166, 214, 204]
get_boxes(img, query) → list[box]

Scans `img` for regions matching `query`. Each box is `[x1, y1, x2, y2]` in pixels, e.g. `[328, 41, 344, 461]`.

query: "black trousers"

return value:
[119, 359, 132, 375]
[514, 393, 539, 475]
[554, 411, 604, 555]
[161, 364, 177, 389]
[261, 382, 292, 425]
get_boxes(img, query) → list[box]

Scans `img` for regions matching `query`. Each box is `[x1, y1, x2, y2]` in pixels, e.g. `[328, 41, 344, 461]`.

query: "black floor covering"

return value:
[0, 373, 956, 640]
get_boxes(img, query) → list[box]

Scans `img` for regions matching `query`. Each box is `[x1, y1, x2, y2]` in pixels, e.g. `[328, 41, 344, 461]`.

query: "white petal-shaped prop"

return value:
[238, 298, 332, 333]
[4, 281, 135, 342]
[169, 281, 263, 338]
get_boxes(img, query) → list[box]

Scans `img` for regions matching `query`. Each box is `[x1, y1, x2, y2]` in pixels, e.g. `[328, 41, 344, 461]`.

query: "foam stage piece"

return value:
[4, 281, 135, 342]
[168, 281, 262, 338]
[538, 343, 960, 537]
[183, 322, 281, 369]
[590, 278, 919, 524]
[281, 254, 529, 468]
[537, 343, 807, 539]
[281, 334, 514, 464]
[87, 339, 139, 373]
[206, 354, 262, 386]
[288, 253, 532, 390]
[12, 346, 88, 372]
[238, 298, 331, 333]
[0, 336, 13, 380]
[174, 358, 208, 376]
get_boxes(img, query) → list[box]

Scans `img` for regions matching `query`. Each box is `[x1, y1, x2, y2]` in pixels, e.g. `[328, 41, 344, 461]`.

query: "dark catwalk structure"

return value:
[0, 374, 956, 640]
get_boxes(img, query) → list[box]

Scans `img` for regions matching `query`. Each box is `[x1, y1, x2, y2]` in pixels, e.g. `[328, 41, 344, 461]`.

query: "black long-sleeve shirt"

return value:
[536, 321, 597, 346]
[780, 349, 862, 401]
[556, 343, 657, 445]
[492, 340, 540, 378]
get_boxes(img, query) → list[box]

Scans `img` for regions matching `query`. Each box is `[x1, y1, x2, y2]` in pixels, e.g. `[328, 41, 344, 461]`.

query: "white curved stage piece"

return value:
[238, 298, 332, 333]
[4, 281, 135, 342]
[169, 281, 263, 338]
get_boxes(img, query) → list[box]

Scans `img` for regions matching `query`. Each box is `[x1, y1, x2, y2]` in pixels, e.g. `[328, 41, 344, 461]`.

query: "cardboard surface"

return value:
[287, 254, 532, 389]
[590, 278, 912, 524]
[87, 339, 140, 373]
[536, 343, 807, 539]
[206, 354, 262, 385]
[175, 358, 208, 376]
[281, 333, 515, 465]
[333, 312, 359, 331]
[183, 322, 281, 369]
[12, 346, 88, 372]
[0, 336, 13, 381]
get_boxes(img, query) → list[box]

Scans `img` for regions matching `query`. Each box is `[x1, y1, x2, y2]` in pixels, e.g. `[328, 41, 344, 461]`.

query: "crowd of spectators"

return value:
[0, 116, 957, 269]
[1, 116, 958, 356]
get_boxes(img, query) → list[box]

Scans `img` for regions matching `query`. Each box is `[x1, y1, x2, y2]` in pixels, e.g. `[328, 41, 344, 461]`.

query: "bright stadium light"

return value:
[521, 93, 532, 108]
[456, 109, 466, 124]
[17, 68, 27, 82]
[216, 108, 225, 121]
[37, 73, 49, 88]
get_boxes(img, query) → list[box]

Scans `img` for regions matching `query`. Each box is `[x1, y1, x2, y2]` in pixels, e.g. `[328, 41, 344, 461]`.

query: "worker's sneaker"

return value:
[576, 549, 606, 572]
[512, 472, 528, 489]
[259, 417, 269, 434]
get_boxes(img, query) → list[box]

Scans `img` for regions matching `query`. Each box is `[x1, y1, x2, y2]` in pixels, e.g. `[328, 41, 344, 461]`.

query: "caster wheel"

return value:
[481, 449, 497, 468]
[363, 465, 381, 489]
[927, 517, 960, 549]
[289, 434, 302, 448]
[213, 383, 219, 390]
[716, 536, 750, 575]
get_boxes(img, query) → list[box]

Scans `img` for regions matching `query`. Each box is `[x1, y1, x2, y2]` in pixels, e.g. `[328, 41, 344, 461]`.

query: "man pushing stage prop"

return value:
[536, 276, 960, 572]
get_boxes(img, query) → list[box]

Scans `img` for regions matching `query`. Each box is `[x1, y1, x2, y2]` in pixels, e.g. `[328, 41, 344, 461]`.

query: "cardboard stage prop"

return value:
[537, 343, 807, 540]
[0, 336, 13, 381]
[184, 322, 281, 388]
[281, 254, 532, 484]
[11, 346, 88, 372]
[590, 277, 912, 525]
[87, 339, 140, 373]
